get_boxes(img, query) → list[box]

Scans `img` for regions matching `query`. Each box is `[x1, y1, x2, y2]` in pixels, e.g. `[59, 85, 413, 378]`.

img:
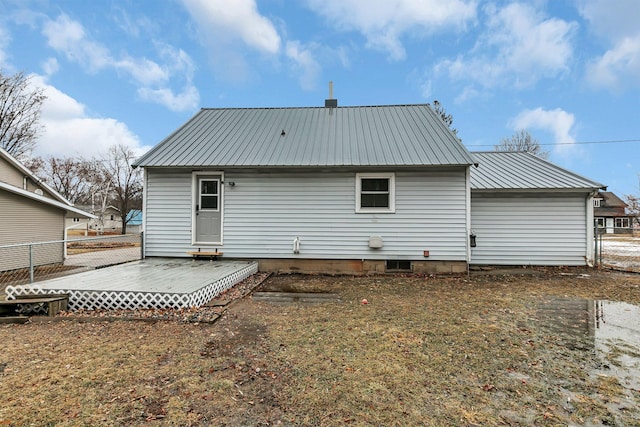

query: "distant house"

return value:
[593, 191, 633, 234]
[0, 148, 94, 271]
[125, 209, 143, 234]
[134, 103, 605, 273]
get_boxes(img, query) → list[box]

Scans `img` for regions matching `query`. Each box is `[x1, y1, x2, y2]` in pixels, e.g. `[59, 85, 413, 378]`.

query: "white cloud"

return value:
[41, 57, 59, 76]
[435, 3, 576, 89]
[42, 14, 111, 72]
[305, 0, 477, 60]
[578, 0, 640, 90]
[29, 75, 149, 158]
[0, 24, 11, 69]
[181, 0, 281, 54]
[41, 14, 199, 112]
[586, 36, 640, 90]
[114, 56, 168, 86]
[286, 41, 321, 90]
[511, 107, 577, 156]
[138, 86, 200, 113]
[577, 0, 640, 41]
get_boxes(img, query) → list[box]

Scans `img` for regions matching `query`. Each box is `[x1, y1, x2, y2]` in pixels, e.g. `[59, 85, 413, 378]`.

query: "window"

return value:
[614, 218, 629, 228]
[595, 217, 605, 227]
[199, 179, 219, 210]
[356, 173, 395, 213]
[593, 198, 602, 207]
[386, 260, 412, 271]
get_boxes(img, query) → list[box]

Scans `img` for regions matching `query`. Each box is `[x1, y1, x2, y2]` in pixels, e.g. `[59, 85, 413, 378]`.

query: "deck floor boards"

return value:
[5, 258, 258, 310]
[34, 258, 254, 294]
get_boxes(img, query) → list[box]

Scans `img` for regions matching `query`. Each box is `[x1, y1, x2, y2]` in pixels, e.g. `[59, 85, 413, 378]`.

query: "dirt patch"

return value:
[1, 268, 640, 426]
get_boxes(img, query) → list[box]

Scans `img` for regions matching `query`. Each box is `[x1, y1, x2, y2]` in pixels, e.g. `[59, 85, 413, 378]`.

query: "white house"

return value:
[134, 103, 604, 274]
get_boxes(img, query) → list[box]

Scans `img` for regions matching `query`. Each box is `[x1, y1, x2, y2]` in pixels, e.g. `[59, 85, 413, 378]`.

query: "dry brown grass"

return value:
[1, 268, 639, 426]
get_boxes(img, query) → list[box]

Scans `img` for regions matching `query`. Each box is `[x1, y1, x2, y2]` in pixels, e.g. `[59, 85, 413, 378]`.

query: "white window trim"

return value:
[355, 172, 395, 213]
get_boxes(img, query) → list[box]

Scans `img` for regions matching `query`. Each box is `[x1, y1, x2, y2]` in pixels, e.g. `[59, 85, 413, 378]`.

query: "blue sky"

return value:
[1, 0, 639, 197]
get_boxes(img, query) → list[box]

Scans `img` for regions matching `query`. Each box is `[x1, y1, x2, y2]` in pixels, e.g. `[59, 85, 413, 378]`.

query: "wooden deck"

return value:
[5, 258, 258, 311]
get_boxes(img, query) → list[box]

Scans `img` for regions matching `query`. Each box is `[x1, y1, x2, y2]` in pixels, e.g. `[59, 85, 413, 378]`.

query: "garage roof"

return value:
[470, 151, 605, 191]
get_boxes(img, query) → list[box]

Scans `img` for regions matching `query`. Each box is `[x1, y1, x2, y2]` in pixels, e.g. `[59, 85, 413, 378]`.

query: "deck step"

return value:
[0, 295, 69, 317]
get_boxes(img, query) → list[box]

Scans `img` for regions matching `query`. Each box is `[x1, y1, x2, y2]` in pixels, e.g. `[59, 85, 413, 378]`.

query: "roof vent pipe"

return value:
[325, 81, 337, 108]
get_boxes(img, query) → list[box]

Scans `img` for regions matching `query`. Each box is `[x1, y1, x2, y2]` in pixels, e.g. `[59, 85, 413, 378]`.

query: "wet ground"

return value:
[530, 297, 640, 421]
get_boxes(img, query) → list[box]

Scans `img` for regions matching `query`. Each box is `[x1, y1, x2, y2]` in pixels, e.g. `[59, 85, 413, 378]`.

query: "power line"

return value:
[466, 138, 640, 148]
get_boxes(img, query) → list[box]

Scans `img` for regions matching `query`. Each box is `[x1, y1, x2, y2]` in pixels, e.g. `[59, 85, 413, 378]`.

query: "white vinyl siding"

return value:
[144, 168, 468, 260]
[144, 170, 193, 257]
[470, 193, 588, 265]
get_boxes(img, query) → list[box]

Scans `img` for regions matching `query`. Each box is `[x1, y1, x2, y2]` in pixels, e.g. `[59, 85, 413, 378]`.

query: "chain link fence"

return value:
[594, 226, 640, 272]
[0, 234, 142, 291]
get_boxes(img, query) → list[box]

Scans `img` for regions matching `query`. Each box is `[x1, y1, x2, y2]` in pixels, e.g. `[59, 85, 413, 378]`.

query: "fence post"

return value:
[599, 229, 603, 268]
[140, 232, 144, 260]
[29, 243, 34, 283]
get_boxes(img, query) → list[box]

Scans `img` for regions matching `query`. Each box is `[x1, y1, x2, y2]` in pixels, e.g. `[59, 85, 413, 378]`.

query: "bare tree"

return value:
[625, 174, 640, 227]
[431, 100, 457, 136]
[27, 156, 97, 204]
[495, 129, 549, 159]
[0, 71, 46, 159]
[101, 144, 142, 234]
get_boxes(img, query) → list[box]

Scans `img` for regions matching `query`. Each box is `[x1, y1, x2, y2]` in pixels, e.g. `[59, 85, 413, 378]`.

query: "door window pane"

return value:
[200, 180, 219, 209]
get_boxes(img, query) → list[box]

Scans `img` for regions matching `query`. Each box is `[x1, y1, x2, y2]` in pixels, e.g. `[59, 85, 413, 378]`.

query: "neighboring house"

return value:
[125, 209, 143, 234]
[134, 103, 605, 273]
[593, 191, 633, 234]
[0, 148, 94, 271]
[470, 152, 605, 265]
[72, 204, 123, 233]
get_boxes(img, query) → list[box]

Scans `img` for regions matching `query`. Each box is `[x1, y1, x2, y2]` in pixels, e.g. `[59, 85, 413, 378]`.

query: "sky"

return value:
[0, 0, 639, 197]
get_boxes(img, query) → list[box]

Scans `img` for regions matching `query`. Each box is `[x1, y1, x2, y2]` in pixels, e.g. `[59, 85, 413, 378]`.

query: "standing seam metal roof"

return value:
[470, 151, 605, 190]
[134, 105, 475, 168]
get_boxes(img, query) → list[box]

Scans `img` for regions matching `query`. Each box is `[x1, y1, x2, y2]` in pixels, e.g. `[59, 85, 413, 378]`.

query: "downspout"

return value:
[465, 165, 472, 274]
[586, 190, 598, 267]
[141, 167, 147, 259]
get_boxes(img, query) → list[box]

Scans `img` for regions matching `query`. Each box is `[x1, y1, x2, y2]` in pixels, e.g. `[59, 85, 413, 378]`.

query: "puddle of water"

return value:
[529, 298, 640, 424]
[533, 298, 640, 395]
[593, 300, 640, 392]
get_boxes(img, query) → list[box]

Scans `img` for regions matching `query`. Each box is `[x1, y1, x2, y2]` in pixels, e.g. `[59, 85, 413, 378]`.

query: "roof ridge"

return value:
[199, 104, 431, 111]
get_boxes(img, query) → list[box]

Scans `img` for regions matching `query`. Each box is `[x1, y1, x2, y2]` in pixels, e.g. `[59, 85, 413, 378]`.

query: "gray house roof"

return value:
[135, 105, 475, 168]
[470, 151, 605, 191]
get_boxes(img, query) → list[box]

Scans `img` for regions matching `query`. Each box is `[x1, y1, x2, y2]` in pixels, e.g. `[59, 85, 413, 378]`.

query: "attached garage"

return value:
[469, 152, 604, 266]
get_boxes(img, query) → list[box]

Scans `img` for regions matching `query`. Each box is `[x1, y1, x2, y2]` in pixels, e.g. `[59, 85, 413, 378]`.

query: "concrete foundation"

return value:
[257, 259, 467, 275]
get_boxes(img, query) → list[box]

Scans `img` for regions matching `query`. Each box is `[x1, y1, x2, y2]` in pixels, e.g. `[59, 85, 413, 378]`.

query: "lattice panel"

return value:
[5, 285, 45, 299]
[188, 262, 258, 307]
[5, 262, 258, 311]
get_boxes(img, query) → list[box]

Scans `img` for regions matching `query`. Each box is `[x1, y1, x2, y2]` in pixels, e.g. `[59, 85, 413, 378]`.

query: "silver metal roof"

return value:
[134, 105, 475, 168]
[470, 151, 605, 191]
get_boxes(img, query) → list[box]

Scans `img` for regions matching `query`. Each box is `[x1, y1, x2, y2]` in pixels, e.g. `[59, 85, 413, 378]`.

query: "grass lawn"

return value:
[1, 268, 639, 426]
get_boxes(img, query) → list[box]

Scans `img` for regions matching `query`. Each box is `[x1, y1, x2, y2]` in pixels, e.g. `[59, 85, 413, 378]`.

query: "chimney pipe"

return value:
[325, 81, 337, 108]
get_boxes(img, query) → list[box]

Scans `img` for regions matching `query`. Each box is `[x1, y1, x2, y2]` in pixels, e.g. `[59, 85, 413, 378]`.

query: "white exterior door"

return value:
[605, 218, 614, 234]
[194, 175, 222, 244]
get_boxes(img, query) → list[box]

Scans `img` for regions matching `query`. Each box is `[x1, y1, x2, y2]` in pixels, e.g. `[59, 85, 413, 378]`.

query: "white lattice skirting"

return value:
[5, 262, 258, 311]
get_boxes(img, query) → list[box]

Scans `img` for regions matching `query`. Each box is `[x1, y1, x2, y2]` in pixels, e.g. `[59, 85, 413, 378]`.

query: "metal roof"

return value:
[470, 151, 605, 191]
[134, 105, 475, 168]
